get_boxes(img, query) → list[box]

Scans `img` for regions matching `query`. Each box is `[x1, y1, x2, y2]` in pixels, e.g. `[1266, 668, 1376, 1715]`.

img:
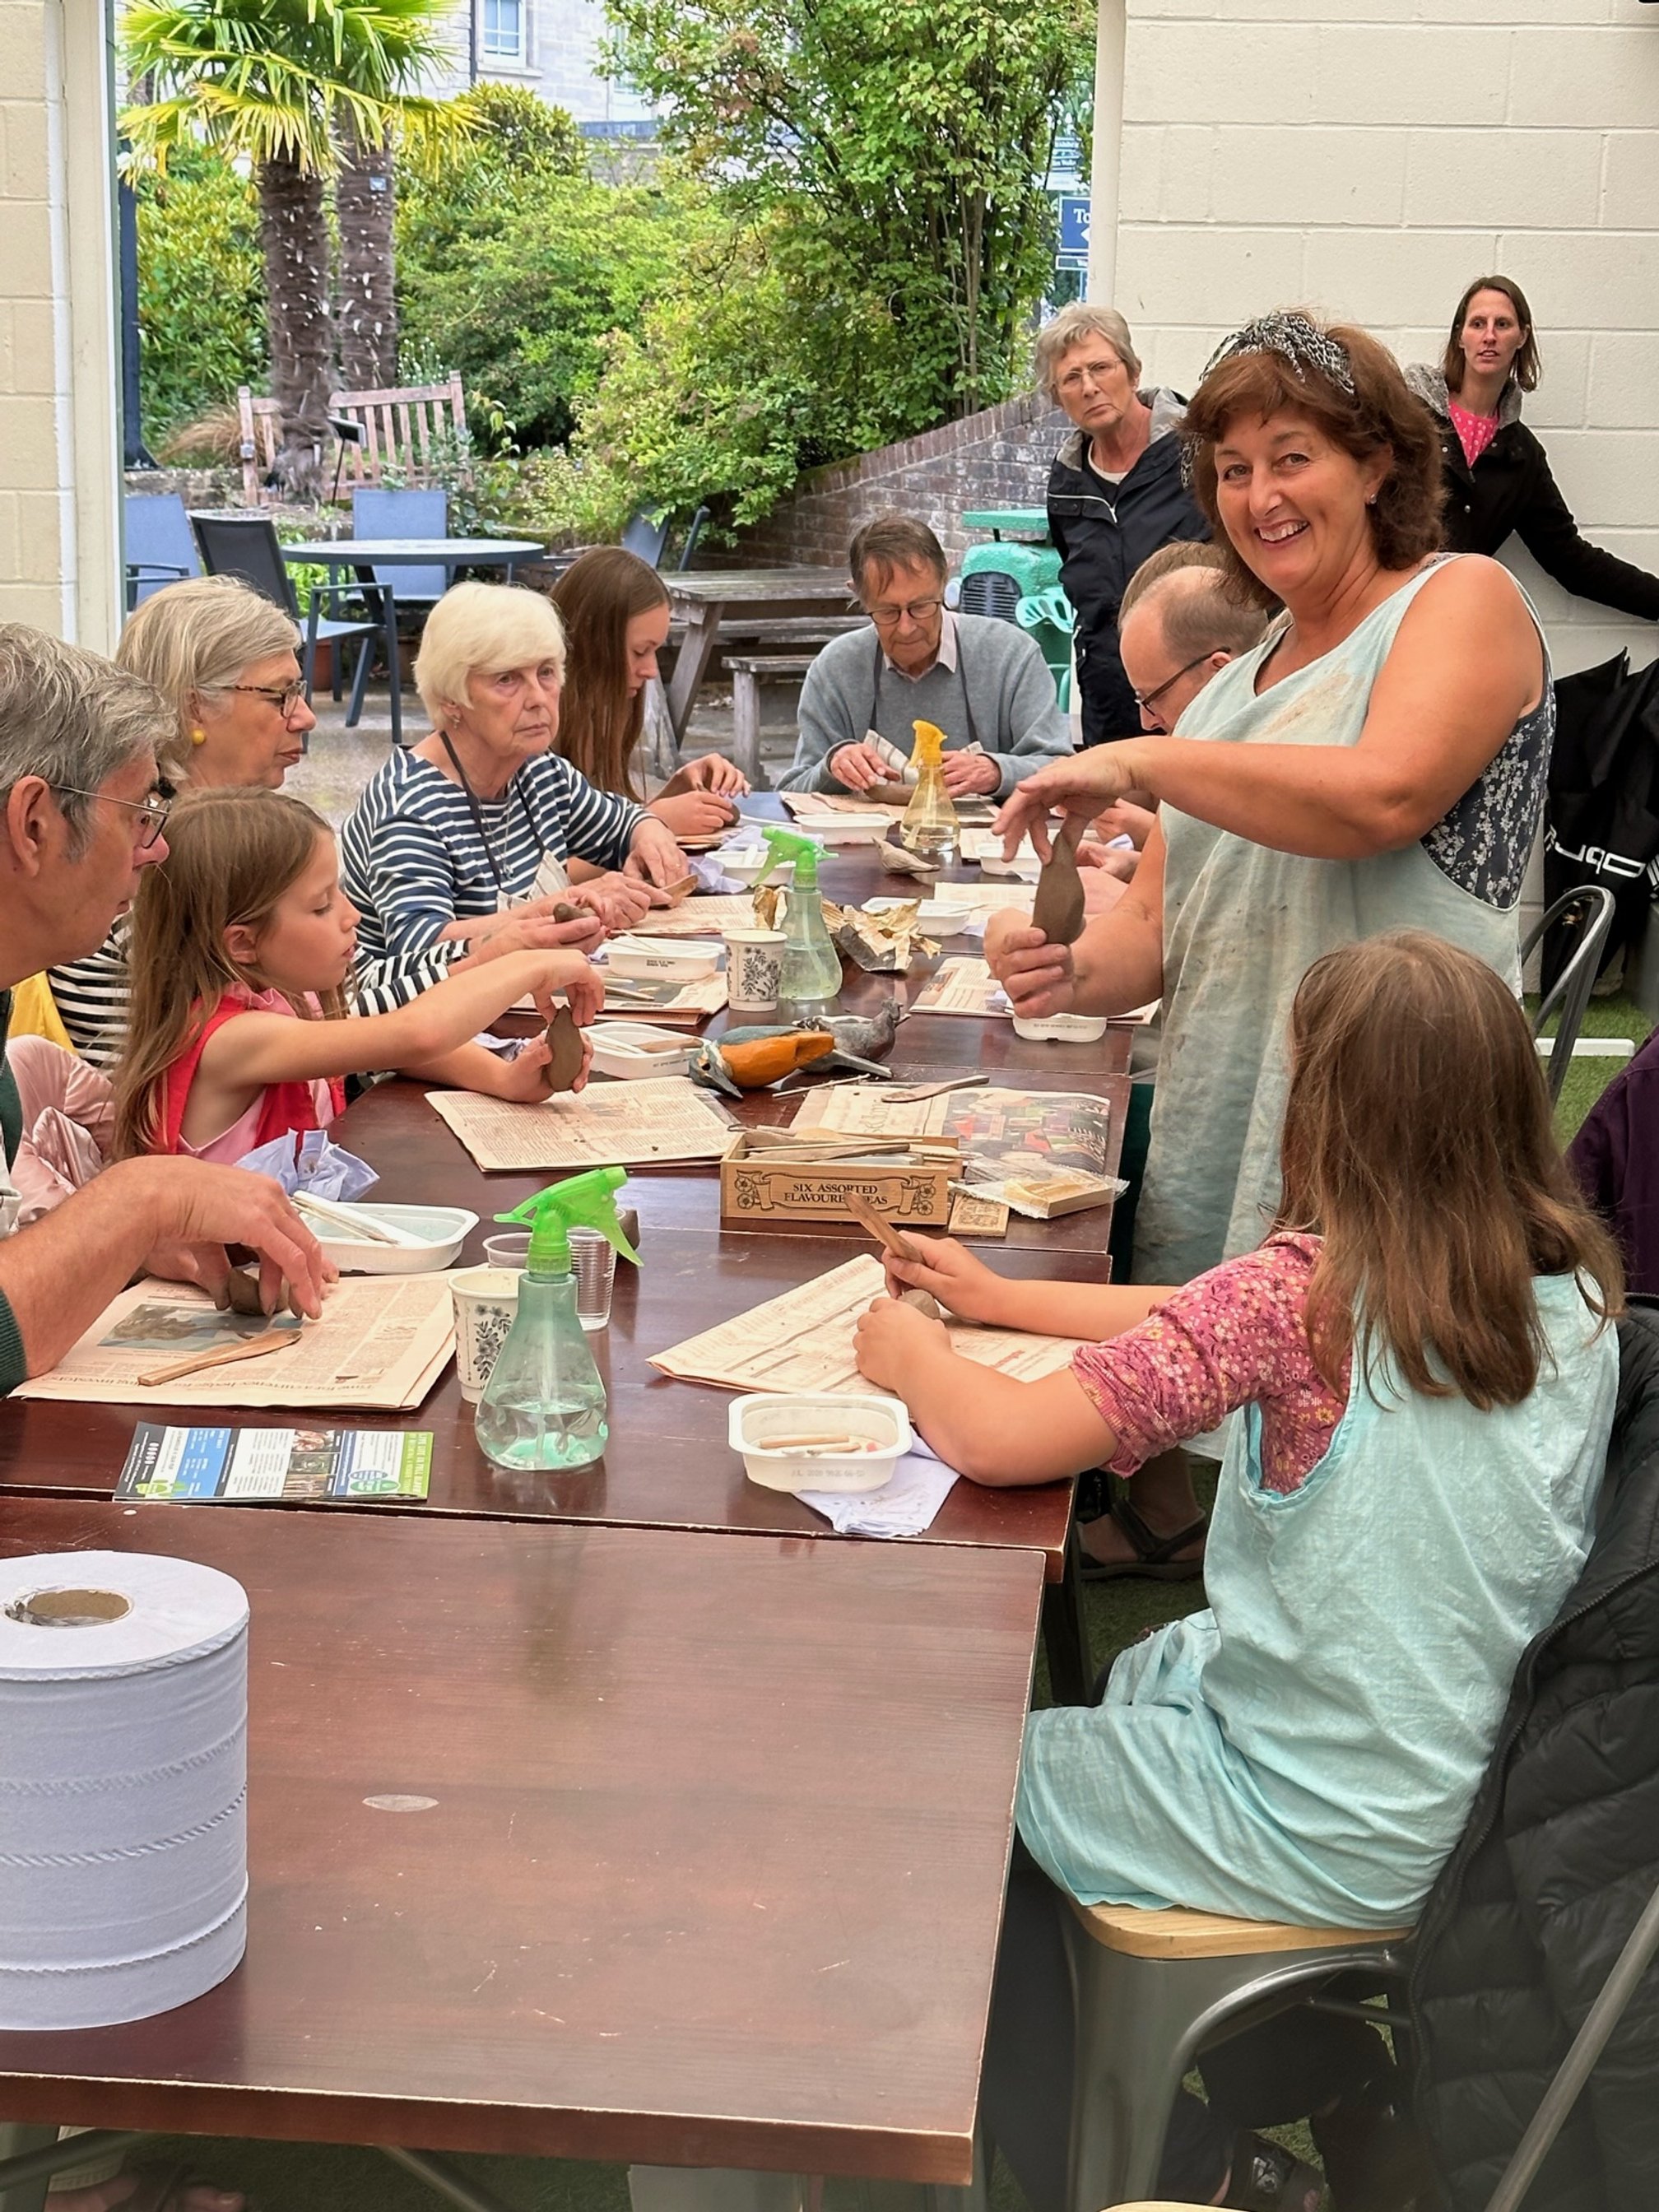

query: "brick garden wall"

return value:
[725, 392, 1072, 572]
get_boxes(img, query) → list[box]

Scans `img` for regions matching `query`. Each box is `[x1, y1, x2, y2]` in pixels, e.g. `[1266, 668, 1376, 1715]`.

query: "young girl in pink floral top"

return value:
[854, 931, 1623, 2212]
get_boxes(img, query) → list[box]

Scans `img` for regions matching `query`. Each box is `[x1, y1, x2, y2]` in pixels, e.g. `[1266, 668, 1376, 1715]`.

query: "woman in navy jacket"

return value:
[1408, 276, 1659, 624]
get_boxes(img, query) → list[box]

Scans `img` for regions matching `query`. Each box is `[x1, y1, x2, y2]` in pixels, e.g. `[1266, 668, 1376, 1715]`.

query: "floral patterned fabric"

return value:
[1071, 1233, 1347, 1492]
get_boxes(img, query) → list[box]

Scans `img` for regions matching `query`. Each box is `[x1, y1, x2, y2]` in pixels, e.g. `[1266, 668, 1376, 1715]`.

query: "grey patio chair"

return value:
[189, 511, 403, 748]
[1524, 884, 1618, 1105]
[621, 504, 710, 571]
[351, 486, 452, 610]
[123, 493, 199, 611]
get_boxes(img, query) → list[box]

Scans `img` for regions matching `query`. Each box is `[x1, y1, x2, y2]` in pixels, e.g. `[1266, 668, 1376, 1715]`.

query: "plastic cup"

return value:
[483, 1232, 532, 1272]
[569, 1227, 617, 1331]
[723, 927, 787, 1016]
[450, 1266, 520, 1403]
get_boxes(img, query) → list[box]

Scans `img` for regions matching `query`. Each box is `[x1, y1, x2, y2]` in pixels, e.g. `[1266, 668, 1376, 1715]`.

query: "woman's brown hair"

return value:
[549, 548, 672, 800]
[1442, 274, 1541, 397]
[1184, 318, 1444, 613]
[113, 786, 346, 1157]
[1276, 930, 1622, 1411]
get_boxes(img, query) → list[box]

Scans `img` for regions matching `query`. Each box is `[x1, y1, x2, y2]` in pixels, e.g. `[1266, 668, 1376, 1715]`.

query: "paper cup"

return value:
[723, 927, 787, 1015]
[450, 1266, 520, 1404]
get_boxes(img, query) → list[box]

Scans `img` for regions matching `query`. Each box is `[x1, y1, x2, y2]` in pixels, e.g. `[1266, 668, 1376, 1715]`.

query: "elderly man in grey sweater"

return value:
[778, 514, 1071, 797]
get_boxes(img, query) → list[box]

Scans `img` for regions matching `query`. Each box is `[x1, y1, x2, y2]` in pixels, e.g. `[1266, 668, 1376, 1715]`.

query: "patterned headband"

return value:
[1181, 312, 1357, 484]
[1199, 312, 1356, 397]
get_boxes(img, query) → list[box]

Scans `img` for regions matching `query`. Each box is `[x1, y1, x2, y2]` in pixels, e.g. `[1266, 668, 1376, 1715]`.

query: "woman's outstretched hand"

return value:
[984, 912, 1077, 1020]
[993, 748, 1144, 859]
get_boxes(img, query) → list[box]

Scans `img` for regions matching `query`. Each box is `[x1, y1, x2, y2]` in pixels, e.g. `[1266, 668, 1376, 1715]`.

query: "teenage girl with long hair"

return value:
[855, 931, 1624, 2210]
[550, 548, 750, 842]
[114, 788, 602, 1163]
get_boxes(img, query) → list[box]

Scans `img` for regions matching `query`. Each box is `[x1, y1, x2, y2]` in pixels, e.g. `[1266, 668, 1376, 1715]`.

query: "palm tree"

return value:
[123, 0, 461, 494]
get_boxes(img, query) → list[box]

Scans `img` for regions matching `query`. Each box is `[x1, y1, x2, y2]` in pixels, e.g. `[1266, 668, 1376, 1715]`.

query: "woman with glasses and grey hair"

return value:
[49, 577, 588, 1066]
[1039, 303, 1211, 750]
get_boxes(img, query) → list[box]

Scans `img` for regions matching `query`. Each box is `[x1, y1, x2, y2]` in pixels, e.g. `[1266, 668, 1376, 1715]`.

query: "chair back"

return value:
[352, 488, 450, 599]
[675, 505, 710, 571]
[123, 494, 199, 608]
[621, 509, 673, 567]
[235, 387, 283, 505]
[189, 513, 300, 619]
[1522, 885, 1617, 1104]
[328, 374, 467, 490]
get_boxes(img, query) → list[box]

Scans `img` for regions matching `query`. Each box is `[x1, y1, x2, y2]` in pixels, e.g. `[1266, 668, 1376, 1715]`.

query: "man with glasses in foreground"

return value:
[0, 624, 328, 1397]
[778, 513, 1070, 797]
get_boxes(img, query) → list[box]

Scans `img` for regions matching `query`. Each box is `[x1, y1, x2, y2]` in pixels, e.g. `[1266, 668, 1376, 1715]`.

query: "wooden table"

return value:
[664, 569, 853, 741]
[0, 1499, 1042, 2182]
[0, 830, 1129, 1677]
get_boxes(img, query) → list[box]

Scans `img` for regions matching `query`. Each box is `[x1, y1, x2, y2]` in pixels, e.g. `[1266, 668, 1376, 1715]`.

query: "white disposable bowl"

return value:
[587, 1022, 695, 1080]
[1011, 1011, 1110, 1043]
[317, 1203, 478, 1273]
[728, 1392, 912, 1494]
[606, 937, 723, 980]
[787, 816, 890, 843]
[717, 846, 793, 887]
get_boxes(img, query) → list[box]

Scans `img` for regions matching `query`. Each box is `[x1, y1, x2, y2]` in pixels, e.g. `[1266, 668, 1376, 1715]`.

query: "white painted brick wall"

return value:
[1114, 0, 1659, 691]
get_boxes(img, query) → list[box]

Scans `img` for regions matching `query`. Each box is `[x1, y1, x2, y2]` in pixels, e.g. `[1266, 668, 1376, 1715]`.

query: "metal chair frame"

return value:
[1524, 885, 1617, 1104]
[188, 512, 402, 748]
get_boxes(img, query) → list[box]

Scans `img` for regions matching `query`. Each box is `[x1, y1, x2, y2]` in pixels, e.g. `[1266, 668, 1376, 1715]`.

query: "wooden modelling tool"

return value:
[138, 1327, 304, 1389]
[544, 1005, 587, 1093]
[1030, 820, 1086, 946]
[844, 1194, 943, 1319]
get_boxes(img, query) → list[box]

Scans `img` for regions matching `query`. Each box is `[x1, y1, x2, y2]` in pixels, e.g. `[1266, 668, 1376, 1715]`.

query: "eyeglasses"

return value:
[220, 681, 308, 718]
[1057, 358, 1127, 395]
[52, 786, 171, 849]
[865, 597, 946, 627]
[1132, 653, 1215, 721]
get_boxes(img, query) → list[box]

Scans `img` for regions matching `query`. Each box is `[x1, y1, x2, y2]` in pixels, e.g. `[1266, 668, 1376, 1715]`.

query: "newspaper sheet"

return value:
[911, 956, 1008, 1018]
[15, 1276, 455, 1411]
[794, 1083, 1120, 1220]
[779, 792, 906, 821]
[792, 1084, 1113, 1180]
[427, 1075, 733, 1172]
[630, 895, 760, 939]
[650, 1252, 1086, 1396]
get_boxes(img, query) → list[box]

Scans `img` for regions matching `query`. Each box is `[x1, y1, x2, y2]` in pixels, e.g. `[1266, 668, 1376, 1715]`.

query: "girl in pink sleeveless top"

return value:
[113, 788, 604, 1162]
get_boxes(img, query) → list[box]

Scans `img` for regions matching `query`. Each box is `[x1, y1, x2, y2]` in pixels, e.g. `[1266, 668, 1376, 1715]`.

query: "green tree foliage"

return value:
[605, 0, 1094, 424]
[396, 94, 706, 451]
[560, 221, 928, 536]
[133, 147, 267, 440]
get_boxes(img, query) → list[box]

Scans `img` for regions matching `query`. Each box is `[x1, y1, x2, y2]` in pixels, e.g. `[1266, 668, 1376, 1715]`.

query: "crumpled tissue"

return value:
[692, 852, 745, 895]
[796, 1434, 960, 1538]
[235, 1127, 378, 1200]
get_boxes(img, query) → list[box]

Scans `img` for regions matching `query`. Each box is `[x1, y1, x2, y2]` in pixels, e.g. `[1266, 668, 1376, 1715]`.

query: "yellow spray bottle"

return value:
[475, 1167, 641, 1472]
[899, 718, 960, 862]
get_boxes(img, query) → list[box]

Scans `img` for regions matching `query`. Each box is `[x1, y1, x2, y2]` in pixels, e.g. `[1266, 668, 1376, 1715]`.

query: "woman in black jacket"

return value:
[1407, 276, 1659, 622]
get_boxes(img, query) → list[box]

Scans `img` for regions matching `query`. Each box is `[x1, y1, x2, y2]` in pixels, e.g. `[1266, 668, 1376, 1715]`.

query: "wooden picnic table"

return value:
[0, 1498, 1043, 2183]
[663, 569, 854, 742]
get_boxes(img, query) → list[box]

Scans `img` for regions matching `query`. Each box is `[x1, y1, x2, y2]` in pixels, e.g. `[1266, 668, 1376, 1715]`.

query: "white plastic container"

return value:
[781, 814, 892, 844]
[865, 894, 963, 933]
[1010, 1011, 1110, 1043]
[717, 845, 794, 887]
[606, 936, 723, 981]
[586, 1023, 695, 1080]
[314, 1203, 478, 1273]
[728, 1392, 912, 1495]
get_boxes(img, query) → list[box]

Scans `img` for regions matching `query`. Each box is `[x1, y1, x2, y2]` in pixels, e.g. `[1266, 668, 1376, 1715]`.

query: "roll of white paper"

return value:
[0, 1550, 249, 2029]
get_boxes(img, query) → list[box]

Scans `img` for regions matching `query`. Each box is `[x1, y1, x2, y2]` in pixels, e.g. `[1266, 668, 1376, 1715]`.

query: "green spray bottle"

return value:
[474, 1167, 641, 1472]
[754, 825, 842, 1020]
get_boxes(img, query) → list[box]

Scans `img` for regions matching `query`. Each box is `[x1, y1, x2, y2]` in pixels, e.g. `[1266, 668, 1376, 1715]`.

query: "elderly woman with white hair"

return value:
[342, 582, 686, 973]
[1039, 302, 1210, 749]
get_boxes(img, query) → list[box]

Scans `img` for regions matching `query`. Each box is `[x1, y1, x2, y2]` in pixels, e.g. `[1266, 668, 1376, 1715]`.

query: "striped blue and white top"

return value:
[341, 746, 644, 963]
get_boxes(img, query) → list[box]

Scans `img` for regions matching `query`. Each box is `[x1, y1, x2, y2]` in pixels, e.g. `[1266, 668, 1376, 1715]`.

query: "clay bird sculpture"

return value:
[690, 1028, 838, 1097]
